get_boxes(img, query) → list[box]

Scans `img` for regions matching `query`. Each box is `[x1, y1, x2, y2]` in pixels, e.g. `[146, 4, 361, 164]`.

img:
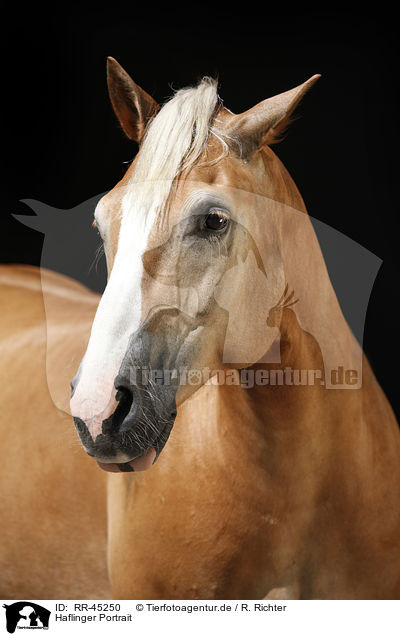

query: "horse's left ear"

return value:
[224, 74, 321, 158]
[106, 57, 160, 143]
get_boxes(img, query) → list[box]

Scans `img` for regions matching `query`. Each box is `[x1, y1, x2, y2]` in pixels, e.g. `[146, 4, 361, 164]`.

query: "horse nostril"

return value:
[113, 386, 134, 433]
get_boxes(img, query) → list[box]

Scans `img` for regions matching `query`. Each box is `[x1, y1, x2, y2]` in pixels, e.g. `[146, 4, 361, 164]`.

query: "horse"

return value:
[1, 57, 400, 600]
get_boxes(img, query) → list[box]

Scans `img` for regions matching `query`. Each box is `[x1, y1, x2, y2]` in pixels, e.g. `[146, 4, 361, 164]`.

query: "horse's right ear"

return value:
[106, 57, 160, 143]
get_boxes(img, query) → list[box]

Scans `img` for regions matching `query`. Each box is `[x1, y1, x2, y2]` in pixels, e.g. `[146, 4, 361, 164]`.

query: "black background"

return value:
[1, 6, 398, 417]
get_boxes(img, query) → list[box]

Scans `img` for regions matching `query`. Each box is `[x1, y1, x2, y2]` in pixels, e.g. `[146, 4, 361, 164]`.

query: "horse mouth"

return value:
[96, 447, 157, 473]
[93, 414, 176, 473]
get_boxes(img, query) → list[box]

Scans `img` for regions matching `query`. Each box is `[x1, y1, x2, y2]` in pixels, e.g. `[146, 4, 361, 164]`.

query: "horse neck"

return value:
[260, 147, 364, 389]
[216, 311, 342, 481]
[214, 322, 393, 509]
[213, 148, 400, 492]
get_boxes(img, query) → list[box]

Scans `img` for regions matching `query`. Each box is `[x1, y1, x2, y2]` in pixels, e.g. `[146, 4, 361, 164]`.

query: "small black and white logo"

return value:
[2, 602, 50, 633]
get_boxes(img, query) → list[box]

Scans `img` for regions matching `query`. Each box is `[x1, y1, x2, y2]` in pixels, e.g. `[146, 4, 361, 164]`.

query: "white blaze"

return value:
[70, 78, 221, 440]
[70, 189, 157, 437]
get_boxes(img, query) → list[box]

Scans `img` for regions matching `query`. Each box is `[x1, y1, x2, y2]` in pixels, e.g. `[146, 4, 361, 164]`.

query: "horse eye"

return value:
[203, 209, 229, 232]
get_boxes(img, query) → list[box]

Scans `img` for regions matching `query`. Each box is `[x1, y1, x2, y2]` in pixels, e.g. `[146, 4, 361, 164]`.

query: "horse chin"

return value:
[97, 447, 157, 473]
[93, 413, 176, 473]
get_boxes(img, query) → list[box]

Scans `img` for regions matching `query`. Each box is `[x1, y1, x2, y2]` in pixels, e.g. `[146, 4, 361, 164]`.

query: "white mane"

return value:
[122, 77, 225, 224]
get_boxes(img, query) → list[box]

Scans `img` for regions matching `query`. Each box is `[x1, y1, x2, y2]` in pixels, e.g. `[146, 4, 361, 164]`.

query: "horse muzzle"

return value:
[70, 307, 200, 472]
[71, 366, 178, 473]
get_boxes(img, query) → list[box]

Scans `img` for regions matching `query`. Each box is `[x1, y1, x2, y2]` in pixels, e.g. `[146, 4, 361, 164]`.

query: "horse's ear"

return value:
[106, 57, 160, 143]
[224, 74, 321, 158]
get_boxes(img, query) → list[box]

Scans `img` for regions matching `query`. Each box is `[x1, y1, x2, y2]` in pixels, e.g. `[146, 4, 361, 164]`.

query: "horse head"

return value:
[70, 57, 320, 472]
